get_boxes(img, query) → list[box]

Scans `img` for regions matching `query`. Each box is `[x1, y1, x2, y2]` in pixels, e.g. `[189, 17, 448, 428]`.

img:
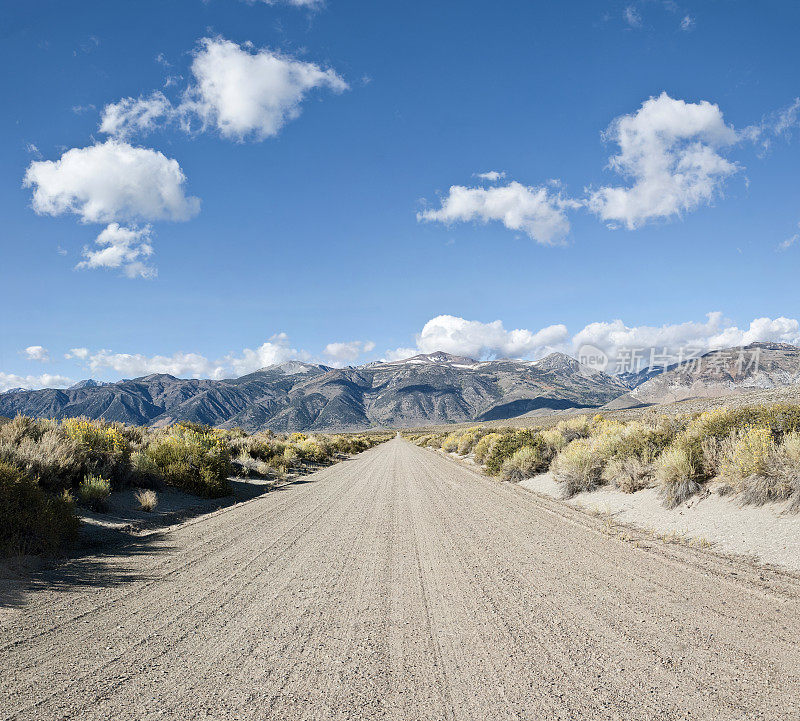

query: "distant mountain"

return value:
[0, 351, 627, 431]
[68, 379, 112, 390]
[605, 342, 800, 409]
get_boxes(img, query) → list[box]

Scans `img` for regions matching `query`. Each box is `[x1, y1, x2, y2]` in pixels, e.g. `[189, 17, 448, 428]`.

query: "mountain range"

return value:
[0, 351, 628, 431]
[3, 343, 799, 430]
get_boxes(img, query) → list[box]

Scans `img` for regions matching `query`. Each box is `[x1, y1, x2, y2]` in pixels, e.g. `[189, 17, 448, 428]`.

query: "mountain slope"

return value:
[0, 352, 627, 431]
[605, 342, 800, 409]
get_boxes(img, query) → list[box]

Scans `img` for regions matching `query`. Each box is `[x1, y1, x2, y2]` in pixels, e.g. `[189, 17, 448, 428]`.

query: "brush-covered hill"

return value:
[0, 352, 628, 431]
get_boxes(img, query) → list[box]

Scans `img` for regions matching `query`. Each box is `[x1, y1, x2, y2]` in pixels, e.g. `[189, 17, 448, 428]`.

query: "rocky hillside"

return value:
[0, 352, 628, 431]
[606, 342, 800, 408]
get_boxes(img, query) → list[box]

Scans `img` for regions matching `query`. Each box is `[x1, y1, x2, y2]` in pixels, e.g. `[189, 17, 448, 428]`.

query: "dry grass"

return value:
[134, 488, 158, 512]
[655, 446, 701, 508]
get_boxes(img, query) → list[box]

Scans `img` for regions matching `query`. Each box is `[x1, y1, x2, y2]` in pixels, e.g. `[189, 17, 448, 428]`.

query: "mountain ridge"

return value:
[0, 351, 626, 431]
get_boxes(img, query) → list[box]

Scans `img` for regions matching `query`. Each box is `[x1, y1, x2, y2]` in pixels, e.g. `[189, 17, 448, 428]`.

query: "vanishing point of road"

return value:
[2, 438, 799, 720]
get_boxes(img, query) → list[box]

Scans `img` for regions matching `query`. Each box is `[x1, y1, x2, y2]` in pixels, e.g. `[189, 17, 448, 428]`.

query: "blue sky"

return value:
[2, 0, 799, 388]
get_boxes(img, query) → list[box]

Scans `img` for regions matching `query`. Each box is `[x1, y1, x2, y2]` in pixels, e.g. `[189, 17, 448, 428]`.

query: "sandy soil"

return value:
[2, 438, 800, 720]
[520, 473, 800, 571]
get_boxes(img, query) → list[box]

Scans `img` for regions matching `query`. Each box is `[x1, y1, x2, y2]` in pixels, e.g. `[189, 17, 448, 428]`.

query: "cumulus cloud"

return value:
[65, 347, 89, 360]
[221, 333, 311, 376]
[86, 350, 223, 379]
[387, 315, 569, 360]
[182, 37, 347, 141]
[23, 346, 50, 362]
[323, 340, 375, 365]
[100, 38, 348, 143]
[418, 181, 578, 245]
[23, 140, 200, 224]
[76, 223, 156, 279]
[99, 92, 174, 139]
[588, 92, 740, 229]
[0, 373, 73, 393]
[385, 312, 800, 371]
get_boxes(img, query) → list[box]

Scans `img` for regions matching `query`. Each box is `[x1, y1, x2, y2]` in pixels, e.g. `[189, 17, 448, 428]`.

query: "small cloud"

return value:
[680, 14, 695, 31]
[624, 5, 642, 27]
[778, 227, 799, 251]
[25, 143, 41, 157]
[474, 171, 506, 182]
[65, 347, 90, 360]
[155, 52, 171, 67]
[23, 345, 50, 362]
[72, 104, 96, 115]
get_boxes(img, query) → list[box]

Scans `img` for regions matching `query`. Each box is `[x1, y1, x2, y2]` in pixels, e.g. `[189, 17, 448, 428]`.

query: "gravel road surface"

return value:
[2, 438, 799, 720]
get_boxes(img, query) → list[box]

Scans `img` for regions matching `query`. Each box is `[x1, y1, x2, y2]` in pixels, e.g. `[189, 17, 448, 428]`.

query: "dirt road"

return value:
[2, 438, 800, 720]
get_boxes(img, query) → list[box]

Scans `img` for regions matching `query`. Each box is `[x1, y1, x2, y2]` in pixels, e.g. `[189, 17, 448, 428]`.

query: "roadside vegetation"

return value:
[405, 404, 800, 511]
[0, 414, 390, 556]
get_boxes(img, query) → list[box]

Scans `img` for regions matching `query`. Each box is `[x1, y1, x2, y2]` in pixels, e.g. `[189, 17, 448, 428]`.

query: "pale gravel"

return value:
[521, 472, 800, 572]
[2, 438, 800, 720]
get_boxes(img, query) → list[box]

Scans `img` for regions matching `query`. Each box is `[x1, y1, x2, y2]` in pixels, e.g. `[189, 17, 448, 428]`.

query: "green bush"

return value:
[78, 474, 112, 512]
[0, 461, 79, 555]
[139, 425, 232, 498]
[501, 445, 547, 482]
[483, 430, 541, 476]
[473, 433, 501, 464]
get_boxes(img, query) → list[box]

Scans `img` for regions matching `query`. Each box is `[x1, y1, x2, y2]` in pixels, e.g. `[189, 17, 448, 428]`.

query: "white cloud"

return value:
[385, 312, 800, 370]
[23, 345, 50, 362]
[99, 92, 174, 139]
[624, 6, 642, 27]
[180, 37, 348, 141]
[76, 223, 156, 279]
[62, 333, 313, 381]
[323, 340, 375, 365]
[0, 373, 74, 393]
[222, 333, 311, 376]
[244, 0, 323, 6]
[418, 181, 577, 245]
[65, 347, 89, 360]
[572, 312, 800, 370]
[475, 171, 506, 182]
[588, 92, 739, 229]
[23, 140, 200, 224]
[680, 15, 695, 31]
[383, 347, 419, 362]
[99, 38, 347, 143]
[398, 315, 570, 360]
[87, 350, 222, 379]
[778, 230, 798, 251]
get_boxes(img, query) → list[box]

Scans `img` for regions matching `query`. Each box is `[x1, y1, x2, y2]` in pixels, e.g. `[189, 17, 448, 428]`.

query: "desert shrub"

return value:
[539, 427, 567, 455]
[296, 438, 329, 463]
[602, 456, 653, 493]
[655, 446, 700, 508]
[473, 433, 501, 464]
[139, 425, 232, 498]
[721, 426, 774, 483]
[501, 445, 547, 482]
[483, 430, 541, 476]
[457, 432, 479, 455]
[134, 489, 158, 512]
[441, 433, 461, 453]
[554, 415, 591, 443]
[0, 461, 79, 555]
[551, 438, 605, 497]
[5, 429, 85, 491]
[78, 474, 111, 512]
[283, 446, 300, 467]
